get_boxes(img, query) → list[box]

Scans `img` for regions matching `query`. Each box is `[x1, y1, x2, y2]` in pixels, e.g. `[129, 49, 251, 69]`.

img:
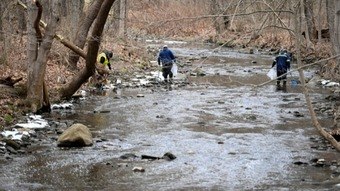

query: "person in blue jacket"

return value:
[272, 49, 291, 87]
[158, 45, 176, 83]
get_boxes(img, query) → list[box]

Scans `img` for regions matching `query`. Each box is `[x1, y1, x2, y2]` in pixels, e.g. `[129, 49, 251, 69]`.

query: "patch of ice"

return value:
[102, 84, 116, 90]
[15, 115, 49, 129]
[321, 79, 339, 87]
[51, 103, 73, 110]
[1, 129, 30, 140]
[139, 79, 149, 85]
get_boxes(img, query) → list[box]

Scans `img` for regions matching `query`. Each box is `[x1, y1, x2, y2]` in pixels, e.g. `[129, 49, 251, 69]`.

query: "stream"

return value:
[0, 41, 339, 191]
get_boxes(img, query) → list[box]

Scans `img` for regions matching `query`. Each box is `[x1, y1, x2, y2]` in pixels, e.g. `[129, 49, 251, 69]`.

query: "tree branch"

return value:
[148, 10, 294, 28]
[17, 0, 86, 59]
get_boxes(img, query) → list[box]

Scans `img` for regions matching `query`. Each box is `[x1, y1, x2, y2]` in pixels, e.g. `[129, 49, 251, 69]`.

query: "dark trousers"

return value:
[162, 64, 173, 80]
[277, 69, 287, 84]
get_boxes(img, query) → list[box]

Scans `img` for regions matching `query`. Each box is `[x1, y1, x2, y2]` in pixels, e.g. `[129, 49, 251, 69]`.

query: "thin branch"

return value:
[148, 10, 294, 28]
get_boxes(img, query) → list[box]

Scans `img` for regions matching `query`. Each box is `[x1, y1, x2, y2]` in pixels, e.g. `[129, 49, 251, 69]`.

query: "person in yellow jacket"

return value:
[96, 50, 113, 76]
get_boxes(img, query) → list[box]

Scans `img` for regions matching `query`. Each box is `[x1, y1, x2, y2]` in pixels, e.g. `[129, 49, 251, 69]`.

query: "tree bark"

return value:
[17, 0, 87, 60]
[304, 0, 317, 40]
[334, 1, 340, 56]
[317, 0, 322, 43]
[0, 1, 2, 40]
[118, 0, 126, 37]
[60, 0, 116, 99]
[327, 0, 340, 61]
[27, 0, 59, 112]
[67, 0, 104, 69]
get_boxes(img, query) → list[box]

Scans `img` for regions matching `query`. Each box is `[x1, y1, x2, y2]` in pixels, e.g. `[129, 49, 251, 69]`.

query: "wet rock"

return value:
[246, 115, 257, 120]
[132, 167, 145, 172]
[57, 123, 93, 147]
[3, 139, 21, 150]
[335, 183, 340, 188]
[6, 146, 17, 154]
[120, 153, 138, 159]
[141, 155, 161, 160]
[293, 111, 304, 117]
[293, 161, 308, 165]
[163, 152, 176, 161]
[5, 155, 13, 160]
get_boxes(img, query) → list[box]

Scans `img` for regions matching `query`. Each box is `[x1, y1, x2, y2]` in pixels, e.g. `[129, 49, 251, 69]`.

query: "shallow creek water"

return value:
[0, 43, 339, 191]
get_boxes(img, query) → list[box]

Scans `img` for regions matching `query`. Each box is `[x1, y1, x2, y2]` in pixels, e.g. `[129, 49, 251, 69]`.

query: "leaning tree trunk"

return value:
[67, 0, 104, 69]
[27, 0, 59, 113]
[60, 0, 116, 99]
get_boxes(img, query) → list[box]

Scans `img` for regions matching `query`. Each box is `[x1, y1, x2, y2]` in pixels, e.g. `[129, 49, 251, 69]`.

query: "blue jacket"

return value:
[272, 54, 290, 72]
[158, 48, 175, 65]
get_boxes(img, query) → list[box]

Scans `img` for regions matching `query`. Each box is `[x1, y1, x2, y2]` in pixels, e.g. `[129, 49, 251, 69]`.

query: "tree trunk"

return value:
[17, 0, 27, 37]
[67, 0, 104, 69]
[60, 0, 116, 99]
[301, 0, 313, 47]
[304, 0, 317, 40]
[327, 0, 340, 57]
[0, 1, 4, 40]
[210, 0, 219, 34]
[317, 0, 322, 43]
[334, 1, 340, 56]
[27, 0, 59, 113]
[118, 0, 126, 37]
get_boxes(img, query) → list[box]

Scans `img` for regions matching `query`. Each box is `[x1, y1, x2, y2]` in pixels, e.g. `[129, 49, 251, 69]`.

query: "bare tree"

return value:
[60, 0, 116, 99]
[26, 0, 60, 113]
[0, 1, 4, 40]
[295, 0, 340, 151]
[304, 0, 316, 40]
[67, 0, 104, 69]
[326, 0, 340, 60]
[118, 0, 127, 37]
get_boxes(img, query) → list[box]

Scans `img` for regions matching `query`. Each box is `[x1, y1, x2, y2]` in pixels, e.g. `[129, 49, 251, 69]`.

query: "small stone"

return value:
[120, 153, 138, 159]
[132, 167, 145, 172]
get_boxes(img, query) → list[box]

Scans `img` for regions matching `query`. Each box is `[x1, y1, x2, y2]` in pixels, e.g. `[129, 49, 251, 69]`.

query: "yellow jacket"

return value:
[97, 52, 110, 66]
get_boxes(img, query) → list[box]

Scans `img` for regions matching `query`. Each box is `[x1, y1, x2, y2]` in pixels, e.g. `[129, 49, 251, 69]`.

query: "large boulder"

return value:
[57, 123, 93, 147]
